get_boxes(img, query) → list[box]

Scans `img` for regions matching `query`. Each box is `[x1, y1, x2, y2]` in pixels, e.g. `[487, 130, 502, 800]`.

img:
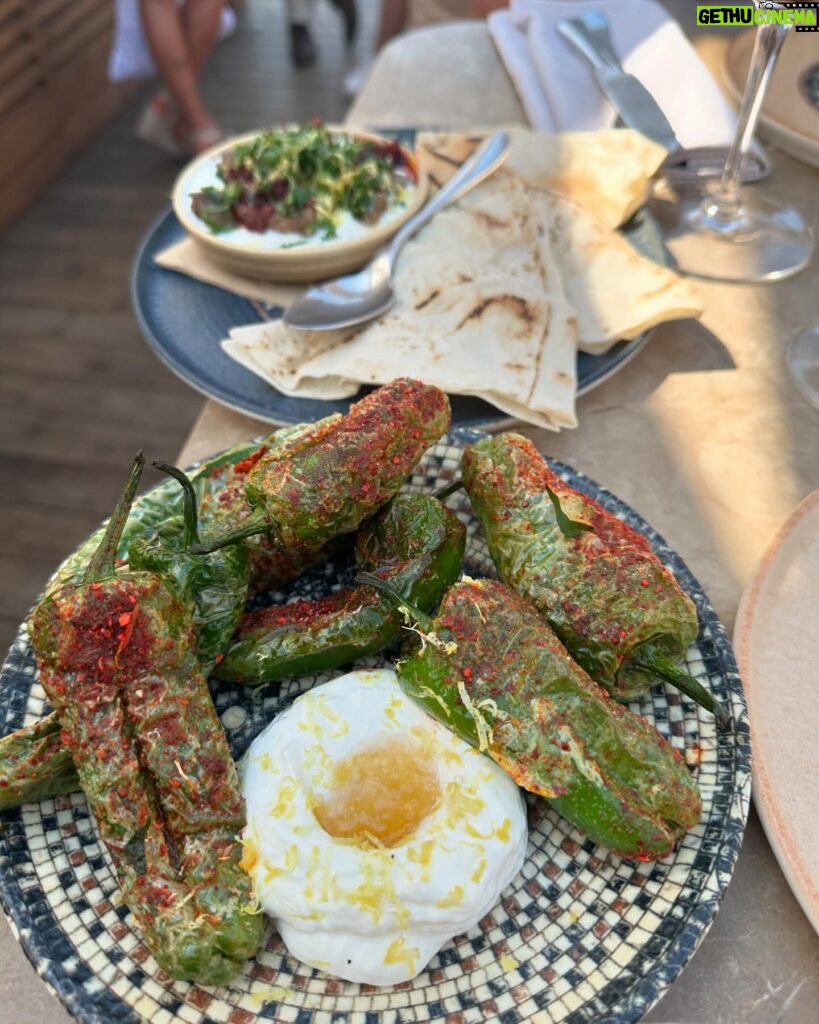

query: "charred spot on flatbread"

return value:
[455, 294, 537, 332]
[473, 209, 513, 231]
[414, 289, 441, 311]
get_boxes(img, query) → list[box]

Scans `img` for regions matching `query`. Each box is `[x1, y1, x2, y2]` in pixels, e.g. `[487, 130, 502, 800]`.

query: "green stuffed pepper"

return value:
[214, 492, 466, 684]
[373, 575, 702, 861]
[28, 455, 262, 984]
[194, 378, 451, 554]
[461, 433, 727, 727]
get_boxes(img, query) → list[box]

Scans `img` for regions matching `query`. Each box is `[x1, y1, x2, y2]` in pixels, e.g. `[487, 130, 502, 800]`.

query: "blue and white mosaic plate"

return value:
[0, 430, 751, 1024]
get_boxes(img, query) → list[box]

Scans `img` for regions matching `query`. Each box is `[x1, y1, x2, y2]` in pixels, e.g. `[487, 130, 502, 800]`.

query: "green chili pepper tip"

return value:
[631, 652, 730, 730]
[152, 461, 201, 547]
[83, 452, 144, 583]
[433, 479, 465, 501]
[190, 510, 269, 554]
[355, 571, 435, 632]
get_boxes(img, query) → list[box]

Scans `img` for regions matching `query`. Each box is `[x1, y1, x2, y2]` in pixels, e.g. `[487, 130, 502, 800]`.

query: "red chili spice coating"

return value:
[198, 437, 337, 594]
[461, 433, 699, 701]
[214, 491, 465, 686]
[29, 569, 262, 984]
[243, 379, 451, 549]
[397, 577, 702, 861]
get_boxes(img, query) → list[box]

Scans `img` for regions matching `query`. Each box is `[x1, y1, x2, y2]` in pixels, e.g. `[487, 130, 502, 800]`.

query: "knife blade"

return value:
[556, 12, 680, 151]
[556, 13, 769, 186]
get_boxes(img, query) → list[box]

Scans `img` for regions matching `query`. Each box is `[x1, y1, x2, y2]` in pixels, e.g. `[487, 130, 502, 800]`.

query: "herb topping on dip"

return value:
[190, 122, 417, 239]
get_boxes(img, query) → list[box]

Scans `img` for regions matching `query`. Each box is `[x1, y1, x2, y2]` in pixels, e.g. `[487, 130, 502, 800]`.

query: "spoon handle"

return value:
[385, 130, 511, 271]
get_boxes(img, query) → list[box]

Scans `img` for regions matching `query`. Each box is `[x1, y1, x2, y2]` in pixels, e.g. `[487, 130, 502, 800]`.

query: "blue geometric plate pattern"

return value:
[0, 429, 751, 1024]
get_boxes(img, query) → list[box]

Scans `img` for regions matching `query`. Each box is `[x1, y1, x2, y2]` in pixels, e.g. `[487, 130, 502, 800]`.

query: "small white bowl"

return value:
[172, 127, 428, 283]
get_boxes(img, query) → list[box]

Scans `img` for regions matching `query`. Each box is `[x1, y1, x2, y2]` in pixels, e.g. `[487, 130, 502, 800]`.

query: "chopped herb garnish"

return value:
[190, 122, 416, 239]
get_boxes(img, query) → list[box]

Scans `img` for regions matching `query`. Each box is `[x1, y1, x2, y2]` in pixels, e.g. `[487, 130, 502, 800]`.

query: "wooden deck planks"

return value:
[0, 0, 371, 649]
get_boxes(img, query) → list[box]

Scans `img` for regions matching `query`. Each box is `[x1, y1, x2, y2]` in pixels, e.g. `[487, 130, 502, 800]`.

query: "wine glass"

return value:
[787, 326, 819, 409]
[660, 3, 814, 282]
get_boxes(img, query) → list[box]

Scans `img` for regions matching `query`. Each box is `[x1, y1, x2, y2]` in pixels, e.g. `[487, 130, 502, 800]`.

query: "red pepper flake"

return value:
[234, 446, 268, 475]
[639, 578, 650, 588]
[391, 455, 401, 464]
[213, 653, 224, 665]
[115, 604, 139, 665]
[462, 667, 473, 681]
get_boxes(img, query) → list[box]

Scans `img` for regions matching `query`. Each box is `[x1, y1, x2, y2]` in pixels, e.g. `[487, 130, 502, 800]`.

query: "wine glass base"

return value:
[660, 192, 814, 284]
[787, 325, 819, 410]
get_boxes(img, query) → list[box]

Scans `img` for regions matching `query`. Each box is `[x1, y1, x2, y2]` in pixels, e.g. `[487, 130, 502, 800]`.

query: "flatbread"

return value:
[417, 126, 668, 228]
[218, 131, 700, 426]
[539, 192, 703, 354]
[221, 175, 579, 430]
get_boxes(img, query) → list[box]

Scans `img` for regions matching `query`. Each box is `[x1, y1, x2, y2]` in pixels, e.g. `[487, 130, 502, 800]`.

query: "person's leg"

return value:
[327, 0, 357, 47]
[342, 0, 407, 97]
[287, 0, 318, 67]
[138, 0, 219, 135]
[180, 0, 228, 75]
[375, 0, 407, 48]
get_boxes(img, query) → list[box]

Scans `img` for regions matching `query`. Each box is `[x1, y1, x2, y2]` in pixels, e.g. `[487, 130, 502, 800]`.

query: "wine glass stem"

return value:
[710, 21, 790, 219]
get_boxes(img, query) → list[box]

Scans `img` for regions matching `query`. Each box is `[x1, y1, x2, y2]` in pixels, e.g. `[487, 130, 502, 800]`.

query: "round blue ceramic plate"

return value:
[130, 195, 660, 428]
[0, 431, 750, 1024]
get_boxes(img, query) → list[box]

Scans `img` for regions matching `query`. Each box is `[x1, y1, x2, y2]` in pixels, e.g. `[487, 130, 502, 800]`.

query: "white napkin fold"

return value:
[488, 0, 737, 149]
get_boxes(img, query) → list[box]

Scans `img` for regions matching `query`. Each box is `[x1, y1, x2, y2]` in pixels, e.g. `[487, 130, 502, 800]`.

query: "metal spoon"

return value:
[283, 130, 510, 333]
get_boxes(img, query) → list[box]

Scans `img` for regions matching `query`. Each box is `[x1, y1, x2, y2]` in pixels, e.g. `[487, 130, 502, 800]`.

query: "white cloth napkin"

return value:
[488, 0, 737, 149]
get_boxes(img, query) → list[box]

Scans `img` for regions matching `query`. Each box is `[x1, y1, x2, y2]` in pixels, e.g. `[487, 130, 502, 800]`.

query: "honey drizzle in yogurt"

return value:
[314, 738, 441, 848]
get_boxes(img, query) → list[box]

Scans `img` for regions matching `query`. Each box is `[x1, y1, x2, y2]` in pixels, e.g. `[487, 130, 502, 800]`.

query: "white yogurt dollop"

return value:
[241, 668, 528, 985]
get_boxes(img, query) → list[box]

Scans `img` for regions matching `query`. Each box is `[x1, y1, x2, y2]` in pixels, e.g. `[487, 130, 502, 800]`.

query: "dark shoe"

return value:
[290, 23, 317, 67]
[328, 0, 358, 47]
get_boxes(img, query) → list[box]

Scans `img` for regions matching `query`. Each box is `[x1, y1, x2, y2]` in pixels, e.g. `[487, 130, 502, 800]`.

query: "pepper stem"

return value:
[355, 572, 435, 632]
[189, 512, 268, 554]
[631, 652, 730, 730]
[434, 478, 464, 500]
[152, 461, 200, 547]
[83, 453, 145, 583]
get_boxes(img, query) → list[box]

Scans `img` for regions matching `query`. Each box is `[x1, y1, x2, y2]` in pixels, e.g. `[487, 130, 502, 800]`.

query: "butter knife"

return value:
[557, 10, 679, 150]
[556, 11, 769, 184]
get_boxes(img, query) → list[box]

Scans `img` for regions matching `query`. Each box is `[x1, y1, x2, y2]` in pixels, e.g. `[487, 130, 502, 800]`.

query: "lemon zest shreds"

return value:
[456, 679, 500, 752]
[398, 607, 458, 656]
[412, 685, 452, 718]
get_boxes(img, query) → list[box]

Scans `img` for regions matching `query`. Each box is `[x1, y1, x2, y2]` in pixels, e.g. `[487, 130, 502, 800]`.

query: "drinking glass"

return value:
[787, 326, 819, 409]
[661, 5, 813, 282]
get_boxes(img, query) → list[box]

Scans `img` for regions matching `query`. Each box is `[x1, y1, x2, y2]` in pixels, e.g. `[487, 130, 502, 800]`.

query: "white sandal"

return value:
[184, 124, 226, 155]
[135, 92, 186, 158]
